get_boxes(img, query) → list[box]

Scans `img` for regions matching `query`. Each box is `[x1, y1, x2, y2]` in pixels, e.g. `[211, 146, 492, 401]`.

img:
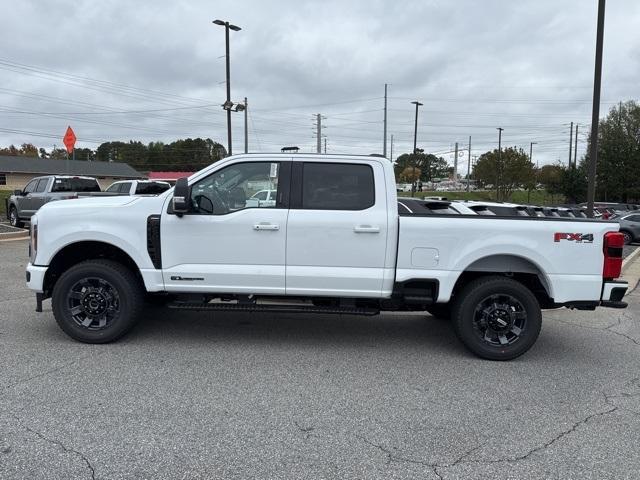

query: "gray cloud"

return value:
[0, 0, 638, 169]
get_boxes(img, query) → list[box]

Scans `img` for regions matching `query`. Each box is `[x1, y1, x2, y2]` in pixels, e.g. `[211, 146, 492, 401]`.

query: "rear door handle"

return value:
[253, 223, 280, 231]
[354, 225, 380, 233]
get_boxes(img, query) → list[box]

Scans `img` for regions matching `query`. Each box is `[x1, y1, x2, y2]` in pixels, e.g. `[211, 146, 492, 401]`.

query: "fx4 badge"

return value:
[554, 233, 594, 243]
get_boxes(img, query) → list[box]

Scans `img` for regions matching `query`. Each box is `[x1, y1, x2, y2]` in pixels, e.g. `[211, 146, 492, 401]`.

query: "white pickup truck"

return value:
[25, 154, 628, 360]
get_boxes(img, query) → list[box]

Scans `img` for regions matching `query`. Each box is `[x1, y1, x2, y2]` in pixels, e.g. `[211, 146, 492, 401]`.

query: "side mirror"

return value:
[14, 189, 23, 196]
[172, 177, 191, 215]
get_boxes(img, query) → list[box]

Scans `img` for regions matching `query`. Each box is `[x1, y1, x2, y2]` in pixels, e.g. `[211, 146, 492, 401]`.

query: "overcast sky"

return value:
[0, 0, 638, 171]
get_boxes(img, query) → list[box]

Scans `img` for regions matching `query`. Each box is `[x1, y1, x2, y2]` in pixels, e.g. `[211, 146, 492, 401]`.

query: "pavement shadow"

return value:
[123, 308, 465, 354]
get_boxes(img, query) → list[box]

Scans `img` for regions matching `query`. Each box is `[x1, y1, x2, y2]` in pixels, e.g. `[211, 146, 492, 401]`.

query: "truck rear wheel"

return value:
[451, 276, 542, 361]
[9, 206, 24, 228]
[52, 259, 144, 343]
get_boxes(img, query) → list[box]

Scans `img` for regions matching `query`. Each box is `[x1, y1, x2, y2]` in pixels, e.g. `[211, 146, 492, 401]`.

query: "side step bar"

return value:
[168, 301, 380, 316]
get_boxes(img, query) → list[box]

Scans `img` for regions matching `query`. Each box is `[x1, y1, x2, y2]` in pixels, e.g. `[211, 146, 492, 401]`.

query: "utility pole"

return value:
[453, 142, 459, 182]
[324, 137, 327, 154]
[390, 134, 394, 163]
[410, 101, 423, 197]
[213, 19, 241, 156]
[383, 83, 388, 158]
[244, 97, 248, 154]
[316, 113, 322, 153]
[497, 127, 504, 201]
[466, 136, 471, 192]
[587, 0, 606, 218]
[573, 124, 578, 167]
[530, 141, 537, 168]
[568, 121, 573, 167]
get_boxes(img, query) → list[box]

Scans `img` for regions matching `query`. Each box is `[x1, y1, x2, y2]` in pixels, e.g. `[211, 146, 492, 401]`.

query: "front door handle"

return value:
[354, 225, 380, 233]
[253, 223, 280, 231]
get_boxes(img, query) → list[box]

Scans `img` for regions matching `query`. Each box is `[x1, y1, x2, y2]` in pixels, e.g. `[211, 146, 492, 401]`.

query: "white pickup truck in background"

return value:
[25, 154, 628, 360]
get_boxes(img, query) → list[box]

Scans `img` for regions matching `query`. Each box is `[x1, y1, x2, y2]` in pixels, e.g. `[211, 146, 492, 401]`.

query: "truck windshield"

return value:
[52, 178, 100, 192]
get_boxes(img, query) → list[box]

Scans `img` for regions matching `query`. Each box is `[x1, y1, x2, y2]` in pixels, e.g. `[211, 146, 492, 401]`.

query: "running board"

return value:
[168, 301, 380, 316]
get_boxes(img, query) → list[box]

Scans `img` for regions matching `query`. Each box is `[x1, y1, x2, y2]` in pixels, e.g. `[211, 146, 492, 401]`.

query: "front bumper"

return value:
[26, 263, 47, 293]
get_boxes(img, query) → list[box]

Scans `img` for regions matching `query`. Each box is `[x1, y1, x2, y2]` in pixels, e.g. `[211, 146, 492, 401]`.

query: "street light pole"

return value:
[411, 101, 423, 197]
[497, 127, 504, 201]
[213, 19, 241, 156]
[587, 0, 606, 218]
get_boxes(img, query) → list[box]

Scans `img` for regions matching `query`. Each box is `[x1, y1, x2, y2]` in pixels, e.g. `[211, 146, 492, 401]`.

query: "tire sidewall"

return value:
[621, 230, 632, 245]
[52, 262, 140, 343]
[9, 207, 20, 227]
[453, 278, 542, 361]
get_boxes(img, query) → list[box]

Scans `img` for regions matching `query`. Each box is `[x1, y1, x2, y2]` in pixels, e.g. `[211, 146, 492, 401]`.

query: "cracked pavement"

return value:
[1, 240, 639, 479]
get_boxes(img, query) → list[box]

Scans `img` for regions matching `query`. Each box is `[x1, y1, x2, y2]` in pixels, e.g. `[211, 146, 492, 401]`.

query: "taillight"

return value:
[603, 231, 624, 280]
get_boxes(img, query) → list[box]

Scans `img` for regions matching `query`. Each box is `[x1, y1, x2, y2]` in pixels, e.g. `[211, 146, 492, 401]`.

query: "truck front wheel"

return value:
[451, 276, 542, 361]
[9, 206, 24, 228]
[52, 259, 144, 343]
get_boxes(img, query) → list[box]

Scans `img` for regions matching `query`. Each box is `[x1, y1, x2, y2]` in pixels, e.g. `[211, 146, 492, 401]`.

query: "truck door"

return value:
[30, 177, 50, 211]
[17, 179, 38, 217]
[161, 160, 290, 295]
[285, 161, 389, 297]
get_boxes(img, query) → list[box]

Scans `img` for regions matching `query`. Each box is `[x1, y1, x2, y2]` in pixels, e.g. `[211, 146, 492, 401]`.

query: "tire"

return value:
[451, 276, 542, 361]
[52, 259, 144, 343]
[621, 230, 633, 245]
[9, 206, 24, 228]
[426, 303, 451, 320]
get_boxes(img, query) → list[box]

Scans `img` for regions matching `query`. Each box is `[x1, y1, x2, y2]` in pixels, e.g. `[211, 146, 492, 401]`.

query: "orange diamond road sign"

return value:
[63, 126, 76, 153]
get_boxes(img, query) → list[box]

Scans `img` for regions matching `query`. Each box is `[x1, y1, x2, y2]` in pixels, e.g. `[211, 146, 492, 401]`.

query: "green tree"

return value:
[473, 147, 534, 201]
[583, 100, 640, 202]
[0, 143, 38, 157]
[395, 152, 449, 182]
[537, 164, 564, 196]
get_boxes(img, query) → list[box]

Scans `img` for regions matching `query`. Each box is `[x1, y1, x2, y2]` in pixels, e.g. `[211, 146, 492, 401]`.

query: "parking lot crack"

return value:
[293, 420, 314, 440]
[22, 424, 95, 480]
[549, 314, 640, 347]
[356, 434, 479, 479]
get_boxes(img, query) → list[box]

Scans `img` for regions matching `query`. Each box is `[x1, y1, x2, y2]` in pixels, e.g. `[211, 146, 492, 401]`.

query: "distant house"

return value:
[148, 171, 193, 185]
[0, 156, 144, 189]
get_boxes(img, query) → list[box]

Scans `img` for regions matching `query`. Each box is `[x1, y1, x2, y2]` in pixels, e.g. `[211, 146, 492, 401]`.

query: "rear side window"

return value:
[135, 182, 170, 195]
[302, 163, 374, 210]
[35, 178, 48, 192]
[118, 182, 132, 193]
[52, 177, 100, 192]
[105, 183, 121, 192]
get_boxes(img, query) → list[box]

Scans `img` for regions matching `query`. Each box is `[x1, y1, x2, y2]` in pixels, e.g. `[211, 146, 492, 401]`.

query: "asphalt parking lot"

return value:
[1, 239, 639, 480]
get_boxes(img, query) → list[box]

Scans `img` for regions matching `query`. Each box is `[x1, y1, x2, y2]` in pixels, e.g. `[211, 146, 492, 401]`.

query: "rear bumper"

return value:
[26, 263, 47, 293]
[600, 280, 628, 308]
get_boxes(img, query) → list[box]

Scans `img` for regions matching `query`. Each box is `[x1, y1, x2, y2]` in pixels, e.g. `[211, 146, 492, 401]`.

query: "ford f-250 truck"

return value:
[25, 154, 628, 360]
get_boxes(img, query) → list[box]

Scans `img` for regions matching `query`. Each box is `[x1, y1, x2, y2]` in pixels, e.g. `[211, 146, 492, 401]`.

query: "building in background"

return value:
[147, 171, 194, 185]
[0, 156, 144, 189]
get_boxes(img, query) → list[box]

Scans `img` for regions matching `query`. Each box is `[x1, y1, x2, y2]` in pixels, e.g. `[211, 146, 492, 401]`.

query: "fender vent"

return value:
[147, 215, 162, 269]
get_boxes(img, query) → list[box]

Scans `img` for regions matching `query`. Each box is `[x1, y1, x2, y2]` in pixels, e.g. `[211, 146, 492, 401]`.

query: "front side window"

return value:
[118, 182, 132, 193]
[302, 163, 374, 210]
[105, 183, 121, 193]
[23, 180, 37, 193]
[189, 162, 280, 215]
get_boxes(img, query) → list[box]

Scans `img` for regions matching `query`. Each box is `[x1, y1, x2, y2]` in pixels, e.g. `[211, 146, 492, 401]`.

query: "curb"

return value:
[0, 231, 29, 242]
[621, 246, 640, 295]
[622, 246, 640, 272]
